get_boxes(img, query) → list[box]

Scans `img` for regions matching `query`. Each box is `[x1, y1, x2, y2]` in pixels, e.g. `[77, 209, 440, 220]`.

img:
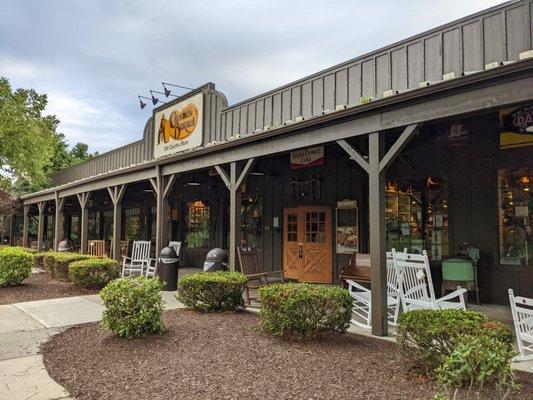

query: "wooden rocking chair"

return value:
[88, 240, 106, 257]
[237, 247, 284, 305]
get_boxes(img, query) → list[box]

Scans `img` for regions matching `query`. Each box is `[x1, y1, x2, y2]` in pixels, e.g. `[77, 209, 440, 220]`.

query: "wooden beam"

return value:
[235, 158, 256, 190]
[379, 124, 418, 173]
[337, 139, 370, 174]
[54, 192, 65, 250]
[77, 192, 91, 254]
[22, 205, 29, 247]
[368, 132, 388, 336]
[162, 174, 176, 199]
[107, 185, 126, 260]
[228, 162, 240, 271]
[214, 165, 230, 189]
[37, 201, 46, 252]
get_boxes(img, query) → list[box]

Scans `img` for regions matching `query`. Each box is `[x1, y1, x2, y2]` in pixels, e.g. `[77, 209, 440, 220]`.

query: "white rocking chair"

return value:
[347, 250, 401, 329]
[121, 240, 154, 277]
[396, 250, 466, 312]
[508, 289, 533, 361]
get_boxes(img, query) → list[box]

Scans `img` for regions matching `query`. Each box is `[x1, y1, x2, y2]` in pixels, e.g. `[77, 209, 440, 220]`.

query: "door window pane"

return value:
[305, 211, 326, 243]
[287, 213, 298, 242]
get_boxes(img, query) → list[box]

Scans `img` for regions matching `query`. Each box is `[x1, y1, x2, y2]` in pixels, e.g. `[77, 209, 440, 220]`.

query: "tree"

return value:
[0, 77, 96, 194]
[0, 77, 58, 188]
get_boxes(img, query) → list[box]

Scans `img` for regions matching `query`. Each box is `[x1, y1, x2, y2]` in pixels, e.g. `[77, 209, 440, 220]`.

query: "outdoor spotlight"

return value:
[138, 95, 151, 110]
[150, 90, 159, 105]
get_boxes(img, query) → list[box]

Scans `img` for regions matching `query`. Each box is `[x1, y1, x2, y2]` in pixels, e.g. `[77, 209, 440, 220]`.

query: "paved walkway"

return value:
[0, 292, 185, 400]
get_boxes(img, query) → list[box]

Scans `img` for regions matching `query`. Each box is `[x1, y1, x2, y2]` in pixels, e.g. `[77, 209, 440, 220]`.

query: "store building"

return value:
[20, 0, 533, 334]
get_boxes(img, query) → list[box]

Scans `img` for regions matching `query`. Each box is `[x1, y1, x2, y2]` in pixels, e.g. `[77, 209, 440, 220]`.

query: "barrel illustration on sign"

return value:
[153, 92, 203, 158]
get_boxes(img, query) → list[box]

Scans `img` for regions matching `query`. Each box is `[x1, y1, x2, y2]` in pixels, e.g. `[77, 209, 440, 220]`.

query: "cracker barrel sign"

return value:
[153, 92, 203, 158]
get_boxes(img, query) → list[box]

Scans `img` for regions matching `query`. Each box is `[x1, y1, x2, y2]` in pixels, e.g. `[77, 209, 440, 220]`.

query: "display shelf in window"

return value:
[336, 200, 359, 254]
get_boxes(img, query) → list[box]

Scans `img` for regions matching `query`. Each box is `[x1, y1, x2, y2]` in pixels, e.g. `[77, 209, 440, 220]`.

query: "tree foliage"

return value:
[0, 77, 96, 195]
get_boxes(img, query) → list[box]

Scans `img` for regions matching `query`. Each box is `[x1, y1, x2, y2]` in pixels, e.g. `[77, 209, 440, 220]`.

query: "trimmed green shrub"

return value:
[435, 334, 520, 399]
[259, 283, 352, 340]
[0, 247, 33, 286]
[101, 276, 165, 339]
[42, 252, 95, 279]
[68, 258, 120, 289]
[33, 252, 50, 269]
[396, 309, 514, 374]
[178, 271, 247, 312]
[0, 245, 37, 254]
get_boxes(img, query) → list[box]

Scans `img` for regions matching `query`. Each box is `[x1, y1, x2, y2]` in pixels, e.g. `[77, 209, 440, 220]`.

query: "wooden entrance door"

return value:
[283, 206, 332, 283]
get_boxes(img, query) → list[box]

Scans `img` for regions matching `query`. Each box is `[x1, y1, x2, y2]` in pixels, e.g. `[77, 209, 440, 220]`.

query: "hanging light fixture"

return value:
[161, 82, 194, 97]
[138, 95, 151, 110]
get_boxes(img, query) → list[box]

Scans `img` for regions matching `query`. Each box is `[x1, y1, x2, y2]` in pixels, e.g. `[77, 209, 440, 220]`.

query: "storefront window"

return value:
[241, 195, 262, 249]
[498, 168, 532, 266]
[70, 215, 79, 242]
[185, 200, 210, 248]
[124, 208, 141, 241]
[103, 210, 113, 240]
[385, 177, 448, 260]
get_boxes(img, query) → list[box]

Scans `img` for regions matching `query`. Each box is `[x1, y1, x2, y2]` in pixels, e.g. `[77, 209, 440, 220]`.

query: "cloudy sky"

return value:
[0, 0, 504, 154]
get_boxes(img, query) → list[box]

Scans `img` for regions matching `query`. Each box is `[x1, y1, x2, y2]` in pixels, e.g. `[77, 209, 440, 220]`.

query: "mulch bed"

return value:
[41, 310, 533, 400]
[0, 272, 97, 304]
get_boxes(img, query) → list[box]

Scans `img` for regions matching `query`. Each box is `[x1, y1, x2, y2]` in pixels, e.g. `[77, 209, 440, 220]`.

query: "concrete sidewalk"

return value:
[0, 292, 185, 400]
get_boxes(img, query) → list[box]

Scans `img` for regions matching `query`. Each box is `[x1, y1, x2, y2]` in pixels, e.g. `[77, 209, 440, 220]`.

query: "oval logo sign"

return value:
[158, 103, 199, 144]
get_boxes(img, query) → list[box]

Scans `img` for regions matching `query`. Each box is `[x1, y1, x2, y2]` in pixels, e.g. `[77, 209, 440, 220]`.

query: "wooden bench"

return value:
[340, 253, 371, 289]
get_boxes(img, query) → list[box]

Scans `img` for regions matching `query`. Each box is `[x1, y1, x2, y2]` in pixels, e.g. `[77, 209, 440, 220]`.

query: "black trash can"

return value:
[203, 248, 228, 272]
[158, 246, 179, 291]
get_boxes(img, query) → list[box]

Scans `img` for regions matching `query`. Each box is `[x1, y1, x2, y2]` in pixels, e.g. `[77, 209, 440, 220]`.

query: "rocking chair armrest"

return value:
[122, 256, 132, 264]
[346, 279, 369, 292]
[438, 287, 467, 302]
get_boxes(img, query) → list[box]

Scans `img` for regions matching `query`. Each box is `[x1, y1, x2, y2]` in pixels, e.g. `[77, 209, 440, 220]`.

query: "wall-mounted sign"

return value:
[290, 146, 324, 169]
[500, 105, 533, 149]
[153, 92, 203, 158]
[446, 123, 469, 148]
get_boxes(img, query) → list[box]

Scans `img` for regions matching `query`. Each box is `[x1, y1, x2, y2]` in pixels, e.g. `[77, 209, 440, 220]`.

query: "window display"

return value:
[186, 200, 210, 248]
[385, 177, 448, 260]
[241, 195, 262, 249]
[124, 208, 141, 241]
[498, 168, 532, 266]
[336, 200, 359, 254]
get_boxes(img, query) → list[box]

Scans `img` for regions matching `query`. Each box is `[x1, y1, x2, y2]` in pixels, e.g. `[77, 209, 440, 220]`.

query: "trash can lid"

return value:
[57, 240, 72, 252]
[159, 246, 178, 263]
[205, 248, 228, 263]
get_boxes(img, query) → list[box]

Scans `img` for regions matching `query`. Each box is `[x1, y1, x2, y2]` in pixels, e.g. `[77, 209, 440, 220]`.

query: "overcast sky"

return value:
[0, 0, 505, 154]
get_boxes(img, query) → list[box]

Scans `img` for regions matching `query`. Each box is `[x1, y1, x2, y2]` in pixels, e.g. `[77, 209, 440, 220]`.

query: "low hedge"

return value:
[33, 252, 50, 269]
[101, 276, 165, 339]
[0, 246, 33, 286]
[396, 309, 513, 374]
[68, 258, 120, 289]
[42, 252, 95, 279]
[0, 245, 37, 254]
[259, 283, 352, 340]
[178, 271, 247, 312]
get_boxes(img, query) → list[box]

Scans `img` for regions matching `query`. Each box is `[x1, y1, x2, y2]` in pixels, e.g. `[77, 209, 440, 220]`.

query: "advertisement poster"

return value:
[336, 226, 358, 254]
[153, 92, 203, 158]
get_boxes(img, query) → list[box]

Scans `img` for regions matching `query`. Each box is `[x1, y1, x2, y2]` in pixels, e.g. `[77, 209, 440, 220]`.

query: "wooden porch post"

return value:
[54, 192, 65, 251]
[76, 192, 91, 254]
[150, 167, 177, 261]
[337, 123, 418, 336]
[22, 204, 29, 247]
[107, 185, 126, 261]
[215, 158, 255, 271]
[37, 201, 46, 251]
